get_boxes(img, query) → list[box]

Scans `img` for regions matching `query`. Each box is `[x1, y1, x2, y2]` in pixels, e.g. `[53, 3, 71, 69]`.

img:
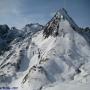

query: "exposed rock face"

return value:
[43, 8, 79, 38]
[0, 8, 90, 90]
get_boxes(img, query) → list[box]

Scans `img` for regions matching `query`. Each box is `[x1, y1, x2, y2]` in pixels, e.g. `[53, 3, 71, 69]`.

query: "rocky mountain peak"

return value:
[43, 8, 79, 38]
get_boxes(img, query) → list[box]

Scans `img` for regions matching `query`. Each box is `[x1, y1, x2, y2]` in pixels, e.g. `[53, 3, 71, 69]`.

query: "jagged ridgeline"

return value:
[0, 8, 90, 90]
[43, 8, 79, 38]
[43, 8, 90, 44]
[0, 24, 43, 55]
[0, 25, 10, 55]
[0, 25, 21, 55]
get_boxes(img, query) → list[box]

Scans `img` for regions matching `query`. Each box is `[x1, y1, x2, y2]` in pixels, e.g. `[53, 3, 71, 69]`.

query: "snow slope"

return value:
[0, 8, 90, 90]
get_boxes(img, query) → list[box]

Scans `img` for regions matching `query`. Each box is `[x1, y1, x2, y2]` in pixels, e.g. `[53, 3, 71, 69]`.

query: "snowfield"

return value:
[0, 8, 90, 90]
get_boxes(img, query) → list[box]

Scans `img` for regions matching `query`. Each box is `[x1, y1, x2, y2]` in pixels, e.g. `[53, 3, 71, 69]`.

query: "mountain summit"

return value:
[43, 8, 79, 38]
[0, 9, 90, 90]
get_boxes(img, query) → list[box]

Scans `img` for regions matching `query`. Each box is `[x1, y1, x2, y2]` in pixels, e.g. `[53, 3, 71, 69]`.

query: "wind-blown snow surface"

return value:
[0, 8, 90, 90]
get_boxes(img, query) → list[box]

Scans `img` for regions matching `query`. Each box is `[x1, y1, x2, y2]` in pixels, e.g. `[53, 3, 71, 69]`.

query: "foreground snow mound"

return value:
[0, 8, 90, 90]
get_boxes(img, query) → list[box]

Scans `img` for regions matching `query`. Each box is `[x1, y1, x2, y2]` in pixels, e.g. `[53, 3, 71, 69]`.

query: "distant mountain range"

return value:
[0, 8, 90, 90]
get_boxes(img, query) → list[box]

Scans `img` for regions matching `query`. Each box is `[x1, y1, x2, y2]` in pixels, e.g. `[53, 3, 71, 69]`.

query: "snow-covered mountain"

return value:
[0, 8, 90, 90]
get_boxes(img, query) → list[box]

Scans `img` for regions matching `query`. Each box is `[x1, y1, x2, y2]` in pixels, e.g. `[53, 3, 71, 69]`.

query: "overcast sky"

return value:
[0, 0, 90, 29]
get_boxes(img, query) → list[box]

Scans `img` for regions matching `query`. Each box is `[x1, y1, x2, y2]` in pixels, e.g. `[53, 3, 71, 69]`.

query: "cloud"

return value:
[0, 0, 25, 28]
[0, 0, 21, 15]
[0, 0, 49, 28]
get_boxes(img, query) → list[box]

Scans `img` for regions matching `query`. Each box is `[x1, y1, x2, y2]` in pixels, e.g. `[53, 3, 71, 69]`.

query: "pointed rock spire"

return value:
[43, 8, 79, 38]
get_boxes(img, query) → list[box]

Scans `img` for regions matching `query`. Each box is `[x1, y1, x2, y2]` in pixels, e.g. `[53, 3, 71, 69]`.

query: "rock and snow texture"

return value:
[0, 8, 90, 90]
